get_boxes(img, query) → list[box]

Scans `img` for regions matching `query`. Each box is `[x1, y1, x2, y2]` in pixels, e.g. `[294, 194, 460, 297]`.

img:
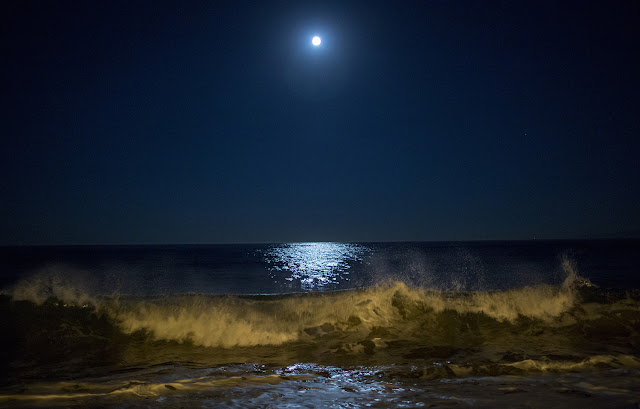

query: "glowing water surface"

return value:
[260, 242, 369, 290]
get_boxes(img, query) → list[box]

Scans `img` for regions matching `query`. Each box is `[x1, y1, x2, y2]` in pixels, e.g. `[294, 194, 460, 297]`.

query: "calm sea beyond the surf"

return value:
[1, 240, 639, 408]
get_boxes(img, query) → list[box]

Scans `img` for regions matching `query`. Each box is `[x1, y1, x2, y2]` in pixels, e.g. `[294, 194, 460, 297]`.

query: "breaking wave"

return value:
[4, 256, 638, 371]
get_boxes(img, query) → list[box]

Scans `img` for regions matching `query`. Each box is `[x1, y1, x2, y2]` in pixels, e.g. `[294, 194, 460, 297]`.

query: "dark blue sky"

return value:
[1, 0, 639, 244]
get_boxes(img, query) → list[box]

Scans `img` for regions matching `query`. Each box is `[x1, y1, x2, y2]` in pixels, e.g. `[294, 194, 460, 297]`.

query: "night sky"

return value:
[1, 1, 639, 245]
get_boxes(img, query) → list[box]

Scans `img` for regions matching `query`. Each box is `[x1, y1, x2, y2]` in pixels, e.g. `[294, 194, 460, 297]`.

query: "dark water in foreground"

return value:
[1, 240, 639, 408]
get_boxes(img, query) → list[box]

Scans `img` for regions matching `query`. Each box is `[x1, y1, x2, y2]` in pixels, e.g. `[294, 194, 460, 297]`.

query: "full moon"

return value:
[312, 36, 321, 46]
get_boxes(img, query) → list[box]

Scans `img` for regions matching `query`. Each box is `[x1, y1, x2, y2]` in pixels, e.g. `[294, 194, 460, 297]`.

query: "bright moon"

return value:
[312, 36, 321, 46]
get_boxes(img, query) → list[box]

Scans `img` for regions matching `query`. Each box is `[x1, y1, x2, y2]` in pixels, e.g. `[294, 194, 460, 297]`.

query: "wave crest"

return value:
[1, 258, 624, 350]
[105, 280, 584, 348]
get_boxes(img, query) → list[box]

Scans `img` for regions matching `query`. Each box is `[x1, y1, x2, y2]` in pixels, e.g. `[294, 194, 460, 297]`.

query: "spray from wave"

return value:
[8, 264, 96, 306]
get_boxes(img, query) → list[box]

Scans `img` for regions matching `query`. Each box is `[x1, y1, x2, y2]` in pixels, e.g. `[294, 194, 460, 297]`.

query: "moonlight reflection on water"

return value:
[261, 242, 368, 290]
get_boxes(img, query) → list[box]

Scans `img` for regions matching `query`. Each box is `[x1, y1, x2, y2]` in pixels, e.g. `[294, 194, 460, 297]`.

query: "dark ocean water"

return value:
[1, 240, 639, 408]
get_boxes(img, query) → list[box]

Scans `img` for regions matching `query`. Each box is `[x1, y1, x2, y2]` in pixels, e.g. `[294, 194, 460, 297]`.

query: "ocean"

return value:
[1, 240, 639, 408]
